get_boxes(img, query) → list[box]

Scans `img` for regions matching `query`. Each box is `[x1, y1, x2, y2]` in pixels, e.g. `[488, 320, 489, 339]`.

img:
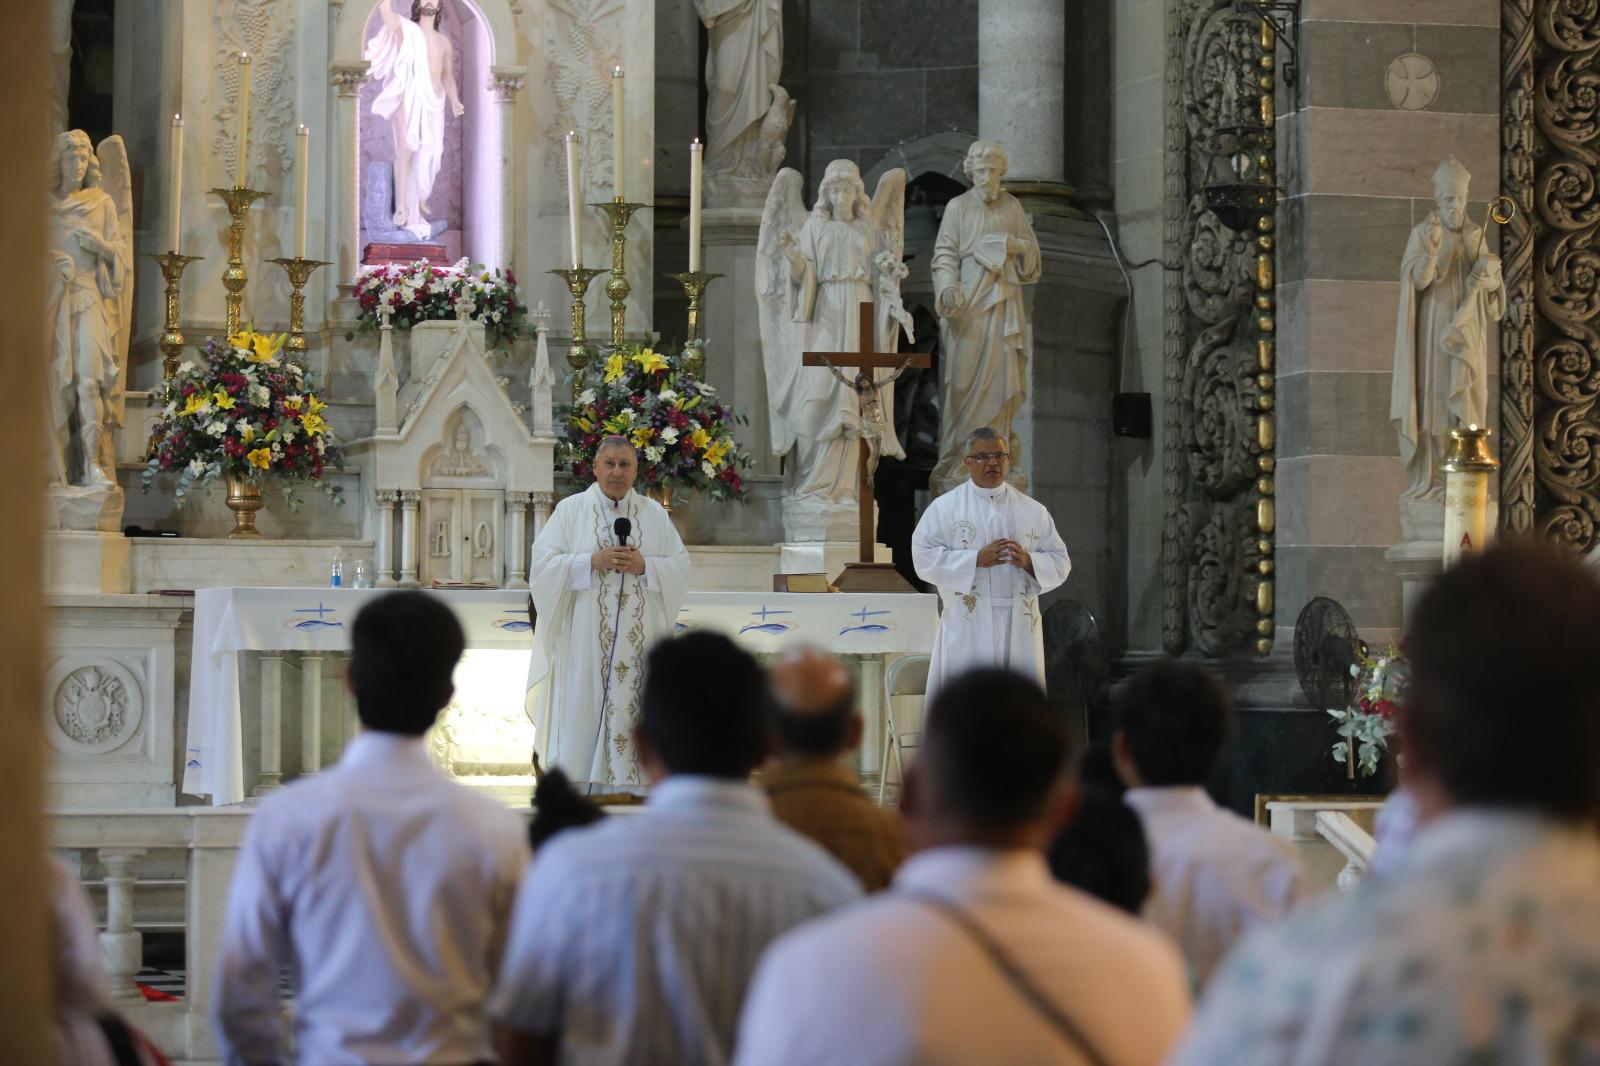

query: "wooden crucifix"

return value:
[803, 301, 930, 593]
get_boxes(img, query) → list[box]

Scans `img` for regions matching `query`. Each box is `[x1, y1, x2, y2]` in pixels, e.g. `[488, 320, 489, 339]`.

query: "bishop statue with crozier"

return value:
[524, 437, 691, 792]
[912, 428, 1070, 700]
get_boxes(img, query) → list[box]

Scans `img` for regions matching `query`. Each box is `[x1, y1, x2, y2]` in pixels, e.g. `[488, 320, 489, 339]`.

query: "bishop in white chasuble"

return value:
[525, 442, 691, 789]
[912, 429, 1070, 699]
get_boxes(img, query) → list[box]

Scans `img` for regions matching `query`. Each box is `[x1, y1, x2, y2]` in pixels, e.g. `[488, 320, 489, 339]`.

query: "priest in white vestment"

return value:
[912, 427, 1070, 698]
[525, 437, 691, 790]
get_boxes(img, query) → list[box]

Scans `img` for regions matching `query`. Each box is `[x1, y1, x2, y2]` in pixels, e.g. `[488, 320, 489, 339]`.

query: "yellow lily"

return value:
[245, 447, 271, 470]
[300, 412, 329, 437]
[703, 439, 731, 467]
[688, 427, 711, 452]
[244, 330, 286, 364]
[603, 354, 627, 383]
[306, 394, 327, 415]
[574, 416, 594, 432]
[212, 390, 236, 411]
[240, 425, 257, 443]
[632, 348, 668, 374]
[631, 426, 655, 447]
[181, 392, 211, 416]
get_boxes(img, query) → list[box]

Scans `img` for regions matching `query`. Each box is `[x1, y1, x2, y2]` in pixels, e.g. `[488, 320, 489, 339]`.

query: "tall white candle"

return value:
[235, 51, 251, 187]
[612, 66, 625, 201]
[565, 131, 582, 268]
[295, 125, 309, 258]
[168, 114, 183, 251]
[689, 138, 703, 273]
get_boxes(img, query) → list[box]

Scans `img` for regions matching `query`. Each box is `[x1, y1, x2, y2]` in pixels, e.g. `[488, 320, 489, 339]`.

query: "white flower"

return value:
[699, 383, 718, 396]
[279, 424, 298, 443]
[162, 402, 176, 417]
[576, 388, 596, 405]
[660, 427, 679, 445]
[187, 458, 207, 478]
[702, 460, 716, 478]
[658, 388, 679, 403]
[205, 419, 226, 437]
[645, 445, 664, 462]
[177, 360, 196, 375]
[286, 394, 304, 407]
[250, 385, 271, 406]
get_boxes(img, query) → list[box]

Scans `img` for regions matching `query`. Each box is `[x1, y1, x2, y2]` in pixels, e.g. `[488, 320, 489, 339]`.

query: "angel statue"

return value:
[756, 160, 911, 538]
[47, 129, 132, 499]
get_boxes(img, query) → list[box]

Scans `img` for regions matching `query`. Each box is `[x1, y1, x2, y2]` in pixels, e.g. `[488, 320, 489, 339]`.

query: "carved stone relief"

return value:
[212, 0, 297, 187]
[1161, 0, 1278, 657]
[544, 0, 625, 201]
[48, 660, 143, 755]
[1501, 0, 1600, 550]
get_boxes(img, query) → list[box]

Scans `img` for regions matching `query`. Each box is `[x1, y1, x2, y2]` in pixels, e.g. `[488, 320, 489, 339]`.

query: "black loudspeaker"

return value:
[1112, 393, 1153, 439]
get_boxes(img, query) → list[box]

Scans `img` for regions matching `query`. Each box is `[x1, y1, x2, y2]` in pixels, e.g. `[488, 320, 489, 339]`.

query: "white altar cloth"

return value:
[184, 587, 937, 805]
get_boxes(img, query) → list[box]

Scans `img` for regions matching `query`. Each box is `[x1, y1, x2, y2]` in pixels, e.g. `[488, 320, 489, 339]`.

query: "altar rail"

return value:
[1264, 798, 1383, 894]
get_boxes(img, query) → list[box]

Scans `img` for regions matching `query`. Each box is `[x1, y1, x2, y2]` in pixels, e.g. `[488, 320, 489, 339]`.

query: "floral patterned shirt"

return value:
[1169, 810, 1600, 1066]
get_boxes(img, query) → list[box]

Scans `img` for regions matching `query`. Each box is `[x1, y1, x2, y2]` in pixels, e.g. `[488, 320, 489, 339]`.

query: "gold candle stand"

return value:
[146, 251, 203, 378]
[592, 199, 648, 348]
[267, 257, 331, 355]
[662, 270, 724, 380]
[548, 266, 604, 398]
[210, 186, 269, 337]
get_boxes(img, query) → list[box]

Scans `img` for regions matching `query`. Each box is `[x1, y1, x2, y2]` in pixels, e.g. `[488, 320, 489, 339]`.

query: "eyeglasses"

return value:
[965, 451, 1009, 464]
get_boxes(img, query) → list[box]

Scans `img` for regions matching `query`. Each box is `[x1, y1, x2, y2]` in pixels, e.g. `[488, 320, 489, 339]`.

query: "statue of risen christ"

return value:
[366, 0, 465, 240]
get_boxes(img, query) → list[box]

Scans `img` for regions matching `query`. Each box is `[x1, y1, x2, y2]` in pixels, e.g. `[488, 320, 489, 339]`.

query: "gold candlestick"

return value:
[146, 251, 203, 378]
[662, 270, 724, 380]
[592, 198, 647, 348]
[267, 256, 331, 355]
[210, 185, 269, 337]
[548, 266, 604, 398]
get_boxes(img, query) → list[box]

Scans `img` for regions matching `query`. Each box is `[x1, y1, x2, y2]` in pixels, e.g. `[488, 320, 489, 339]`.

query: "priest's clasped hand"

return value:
[976, 538, 1032, 574]
[591, 546, 646, 576]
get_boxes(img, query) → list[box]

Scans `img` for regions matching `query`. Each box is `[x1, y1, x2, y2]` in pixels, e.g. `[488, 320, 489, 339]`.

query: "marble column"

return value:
[490, 67, 526, 272]
[300, 652, 324, 774]
[374, 490, 398, 587]
[530, 491, 554, 540]
[506, 492, 530, 589]
[331, 62, 369, 292]
[978, 0, 1067, 199]
[254, 653, 284, 796]
[98, 847, 147, 1002]
[398, 490, 421, 588]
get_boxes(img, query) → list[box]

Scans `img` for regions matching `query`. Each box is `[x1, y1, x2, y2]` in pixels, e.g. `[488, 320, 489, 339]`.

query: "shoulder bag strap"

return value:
[898, 888, 1113, 1066]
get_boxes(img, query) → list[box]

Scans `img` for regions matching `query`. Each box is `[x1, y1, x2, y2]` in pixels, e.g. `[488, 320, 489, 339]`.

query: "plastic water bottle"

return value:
[330, 548, 344, 589]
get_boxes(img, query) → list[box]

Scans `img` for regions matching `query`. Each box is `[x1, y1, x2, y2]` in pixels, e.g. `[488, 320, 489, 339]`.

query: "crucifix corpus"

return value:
[803, 300, 930, 593]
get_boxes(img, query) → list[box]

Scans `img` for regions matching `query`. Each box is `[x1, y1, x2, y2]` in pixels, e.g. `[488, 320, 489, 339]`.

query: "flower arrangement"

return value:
[349, 258, 527, 348]
[558, 343, 754, 502]
[1328, 643, 1405, 778]
[142, 328, 344, 507]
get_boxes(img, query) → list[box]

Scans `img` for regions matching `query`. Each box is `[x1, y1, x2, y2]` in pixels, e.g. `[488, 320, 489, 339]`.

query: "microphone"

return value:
[613, 516, 632, 545]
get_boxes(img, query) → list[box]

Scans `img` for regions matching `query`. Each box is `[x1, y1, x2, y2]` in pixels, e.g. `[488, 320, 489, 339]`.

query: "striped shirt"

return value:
[491, 776, 863, 1065]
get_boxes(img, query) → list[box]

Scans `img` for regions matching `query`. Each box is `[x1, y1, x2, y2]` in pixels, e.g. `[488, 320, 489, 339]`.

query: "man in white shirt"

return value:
[493, 632, 862, 1066]
[1173, 545, 1600, 1064]
[912, 427, 1071, 699]
[212, 592, 528, 1066]
[1112, 658, 1308, 985]
[735, 668, 1190, 1066]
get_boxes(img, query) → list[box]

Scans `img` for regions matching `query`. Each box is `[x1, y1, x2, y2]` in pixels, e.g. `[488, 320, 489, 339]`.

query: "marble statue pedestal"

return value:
[1384, 540, 1443, 628]
[47, 531, 132, 594]
[50, 483, 123, 533]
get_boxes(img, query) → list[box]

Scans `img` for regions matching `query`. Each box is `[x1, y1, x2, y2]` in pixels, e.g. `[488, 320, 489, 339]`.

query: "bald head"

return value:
[768, 647, 859, 758]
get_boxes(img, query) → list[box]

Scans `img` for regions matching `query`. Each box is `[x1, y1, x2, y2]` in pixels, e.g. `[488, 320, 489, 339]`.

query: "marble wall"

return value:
[1275, 0, 1500, 646]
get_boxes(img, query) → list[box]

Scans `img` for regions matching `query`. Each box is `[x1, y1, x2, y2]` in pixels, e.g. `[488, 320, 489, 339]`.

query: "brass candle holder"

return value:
[210, 186, 269, 337]
[592, 199, 648, 348]
[267, 256, 331, 355]
[146, 251, 203, 378]
[662, 270, 724, 379]
[548, 266, 604, 398]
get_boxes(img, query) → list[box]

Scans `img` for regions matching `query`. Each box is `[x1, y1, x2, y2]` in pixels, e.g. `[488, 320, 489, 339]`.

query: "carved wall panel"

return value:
[545, 0, 625, 201]
[44, 658, 145, 756]
[211, 0, 297, 189]
[1498, 1, 1600, 550]
[1162, 0, 1278, 657]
